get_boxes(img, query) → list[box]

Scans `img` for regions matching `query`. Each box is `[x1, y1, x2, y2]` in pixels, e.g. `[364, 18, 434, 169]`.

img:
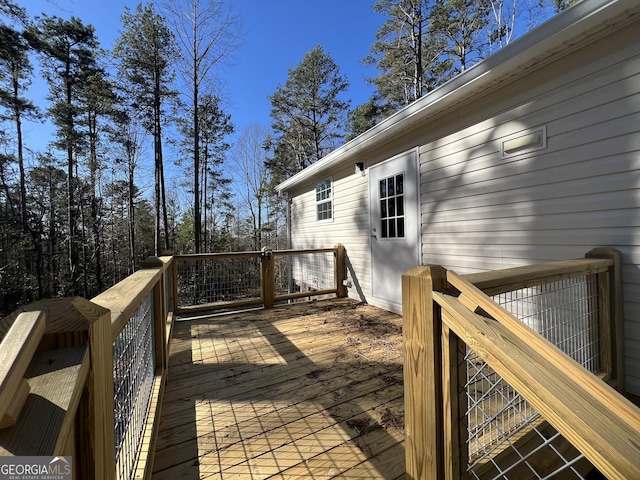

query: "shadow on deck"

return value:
[152, 298, 406, 479]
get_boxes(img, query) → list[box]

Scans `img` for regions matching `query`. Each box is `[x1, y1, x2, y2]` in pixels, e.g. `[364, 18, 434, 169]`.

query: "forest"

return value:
[0, 0, 575, 315]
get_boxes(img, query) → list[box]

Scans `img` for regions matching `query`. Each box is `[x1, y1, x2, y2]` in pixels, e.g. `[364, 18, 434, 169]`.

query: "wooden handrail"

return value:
[0, 311, 45, 428]
[0, 247, 347, 479]
[402, 249, 633, 479]
[173, 251, 261, 261]
[461, 258, 612, 296]
[434, 285, 640, 479]
[173, 245, 348, 314]
[92, 264, 166, 342]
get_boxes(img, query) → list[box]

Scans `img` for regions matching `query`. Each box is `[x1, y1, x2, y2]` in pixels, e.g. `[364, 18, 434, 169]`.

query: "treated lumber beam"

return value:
[0, 311, 45, 427]
[462, 258, 612, 296]
[434, 290, 640, 480]
[0, 346, 88, 456]
[402, 265, 447, 480]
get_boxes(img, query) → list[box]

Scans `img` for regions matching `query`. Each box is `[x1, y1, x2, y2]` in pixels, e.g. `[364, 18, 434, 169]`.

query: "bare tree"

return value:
[487, 0, 517, 50]
[162, 0, 241, 253]
[487, 0, 553, 52]
[230, 125, 271, 250]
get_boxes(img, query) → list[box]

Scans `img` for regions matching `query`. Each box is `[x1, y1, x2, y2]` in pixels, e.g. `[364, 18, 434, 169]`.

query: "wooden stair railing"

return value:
[0, 312, 45, 429]
[437, 271, 640, 479]
[402, 254, 639, 480]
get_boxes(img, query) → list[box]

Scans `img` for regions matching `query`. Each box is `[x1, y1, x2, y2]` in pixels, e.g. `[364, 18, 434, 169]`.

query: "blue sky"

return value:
[17, 0, 382, 151]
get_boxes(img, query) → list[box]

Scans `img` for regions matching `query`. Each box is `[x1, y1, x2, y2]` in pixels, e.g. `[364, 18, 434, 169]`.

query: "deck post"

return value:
[87, 301, 116, 480]
[402, 264, 448, 479]
[335, 244, 347, 298]
[585, 247, 624, 392]
[261, 247, 275, 309]
[442, 322, 467, 480]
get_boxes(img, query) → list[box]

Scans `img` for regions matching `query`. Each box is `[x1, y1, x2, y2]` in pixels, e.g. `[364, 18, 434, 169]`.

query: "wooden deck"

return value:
[152, 298, 406, 479]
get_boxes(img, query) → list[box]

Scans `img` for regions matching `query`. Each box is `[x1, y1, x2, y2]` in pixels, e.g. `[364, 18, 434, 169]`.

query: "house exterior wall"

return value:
[287, 161, 373, 303]
[416, 22, 640, 395]
[284, 17, 640, 394]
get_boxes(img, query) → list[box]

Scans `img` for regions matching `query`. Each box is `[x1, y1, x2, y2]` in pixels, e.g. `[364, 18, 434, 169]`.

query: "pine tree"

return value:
[363, 0, 453, 112]
[114, 4, 178, 255]
[161, 0, 241, 253]
[431, 0, 491, 74]
[176, 93, 233, 253]
[267, 45, 350, 179]
[26, 15, 100, 295]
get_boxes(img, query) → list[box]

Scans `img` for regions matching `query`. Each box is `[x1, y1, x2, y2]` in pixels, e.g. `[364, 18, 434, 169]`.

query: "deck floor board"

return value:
[152, 298, 406, 479]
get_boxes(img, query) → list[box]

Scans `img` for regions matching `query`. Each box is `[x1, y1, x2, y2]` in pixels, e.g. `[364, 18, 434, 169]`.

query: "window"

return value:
[380, 173, 404, 238]
[315, 178, 333, 221]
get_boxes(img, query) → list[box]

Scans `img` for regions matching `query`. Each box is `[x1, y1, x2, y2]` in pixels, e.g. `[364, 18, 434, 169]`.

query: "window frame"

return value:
[379, 173, 405, 240]
[315, 177, 333, 223]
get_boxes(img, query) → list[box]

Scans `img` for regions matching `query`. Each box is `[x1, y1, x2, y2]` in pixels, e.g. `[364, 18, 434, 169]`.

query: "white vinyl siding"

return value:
[290, 163, 372, 302]
[419, 24, 640, 394]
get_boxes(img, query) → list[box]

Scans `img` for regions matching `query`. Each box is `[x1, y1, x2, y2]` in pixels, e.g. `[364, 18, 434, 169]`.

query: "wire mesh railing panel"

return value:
[466, 275, 601, 479]
[494, 276, 600, 372]
[113, 292, 156, 480]
[286, 251, 336, 294]
[176, 255, 261, 308]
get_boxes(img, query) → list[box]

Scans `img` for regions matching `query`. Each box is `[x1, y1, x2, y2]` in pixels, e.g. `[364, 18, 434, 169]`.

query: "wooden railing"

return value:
[173, 245, 347, 315]
[402, 247, 640, 479]
[0, 255, 175, 480]
[7, 244, 637, 479]
[0, 246, 346, 479]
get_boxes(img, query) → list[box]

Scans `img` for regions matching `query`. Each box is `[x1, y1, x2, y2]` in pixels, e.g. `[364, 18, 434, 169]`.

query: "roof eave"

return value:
[276, 0, 636, 194]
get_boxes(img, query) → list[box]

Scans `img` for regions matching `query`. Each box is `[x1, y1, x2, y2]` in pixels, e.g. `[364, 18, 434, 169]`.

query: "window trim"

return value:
[315, 177, 333, 223]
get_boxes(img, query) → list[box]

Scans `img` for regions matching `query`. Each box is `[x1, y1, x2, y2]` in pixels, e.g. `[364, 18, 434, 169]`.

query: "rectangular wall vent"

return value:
[501, 126, 547, 157]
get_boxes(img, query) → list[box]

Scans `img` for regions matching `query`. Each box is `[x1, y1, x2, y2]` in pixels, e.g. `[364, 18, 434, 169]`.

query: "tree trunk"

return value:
[65, 74, 79, 294]
[194, 75, 201, 254]
[128, 144, 136, 273]
[88, 110, 103, 292]
[153, 70, 163, 255]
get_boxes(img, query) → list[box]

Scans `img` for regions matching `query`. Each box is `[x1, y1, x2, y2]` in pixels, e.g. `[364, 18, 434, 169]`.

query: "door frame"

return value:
[368, 147, 421, 313]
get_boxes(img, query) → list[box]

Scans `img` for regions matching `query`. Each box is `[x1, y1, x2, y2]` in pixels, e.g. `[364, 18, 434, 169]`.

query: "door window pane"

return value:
[378, 172, 405, 239]
[379, 179, 387, 198]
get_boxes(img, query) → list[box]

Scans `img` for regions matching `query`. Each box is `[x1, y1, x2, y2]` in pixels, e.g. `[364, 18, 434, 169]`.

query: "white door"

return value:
[369, 149, 420, 311]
